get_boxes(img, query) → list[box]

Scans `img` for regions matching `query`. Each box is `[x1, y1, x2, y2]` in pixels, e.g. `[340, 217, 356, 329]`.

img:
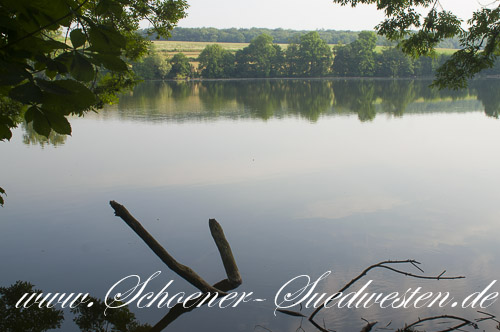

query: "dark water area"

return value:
[1, 78, 500, 332]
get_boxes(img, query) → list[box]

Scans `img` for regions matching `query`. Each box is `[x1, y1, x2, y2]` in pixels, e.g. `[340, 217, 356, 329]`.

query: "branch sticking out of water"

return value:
[209, 218, 242, 287]
[109, 201, 231, 295]
[109, 201, 244, 331]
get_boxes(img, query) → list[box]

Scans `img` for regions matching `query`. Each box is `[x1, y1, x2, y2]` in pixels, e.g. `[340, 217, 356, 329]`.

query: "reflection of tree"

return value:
[0, 281, 63, 332]
[379, 80, 416, 116]
[111, 79, 497, 122]
[235, 80, 286, 120]
[22, 122, 67, 148]
[71, 296, 151, 332]
[333, 80, 377, 121]
[198, 82, 238, 116]
[472, 80, 500, 118]
[286, 80, 333, 121]
[0, 281, 150, 332]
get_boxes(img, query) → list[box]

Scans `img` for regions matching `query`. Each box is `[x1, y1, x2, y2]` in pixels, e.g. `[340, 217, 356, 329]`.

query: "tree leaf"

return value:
[45, 70, 57, 79]
[9, 82, 43, 104]
[70, 29, 86, 49]
[32, 109, 51, 137]
[24, 105, 37, 123]
[0, 123, 13, 141]
[88, 25, 126, 52]
[54, 52, 73, 73]
[35, 78, 71, 95]
[91, 54, 128, 71]
[70, 52, 95, 82]
[43, 110, 72, 135]
[42, 79, 96, 114]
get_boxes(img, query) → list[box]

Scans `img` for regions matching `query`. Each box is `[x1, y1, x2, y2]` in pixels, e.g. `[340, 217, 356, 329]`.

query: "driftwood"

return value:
[109, 201, 242, 297]
[209, 218, 242, 287]
[109, 201, 491, 332]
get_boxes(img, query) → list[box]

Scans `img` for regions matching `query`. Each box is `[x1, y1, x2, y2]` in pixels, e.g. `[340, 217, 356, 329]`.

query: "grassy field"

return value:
[153, 40, 458, 59]
[152, 40, 289, 59]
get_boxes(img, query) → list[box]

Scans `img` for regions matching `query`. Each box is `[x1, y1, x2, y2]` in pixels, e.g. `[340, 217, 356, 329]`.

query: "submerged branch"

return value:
[307, 260, 465, 332]
[399, 314, 476, 332]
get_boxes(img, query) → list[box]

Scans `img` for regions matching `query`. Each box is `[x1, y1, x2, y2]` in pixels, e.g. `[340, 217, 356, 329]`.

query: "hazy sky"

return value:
[175, 0, 489, 30]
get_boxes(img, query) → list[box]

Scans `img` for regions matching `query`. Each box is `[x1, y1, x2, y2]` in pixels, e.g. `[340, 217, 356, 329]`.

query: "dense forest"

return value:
[143, 27, 462, 49]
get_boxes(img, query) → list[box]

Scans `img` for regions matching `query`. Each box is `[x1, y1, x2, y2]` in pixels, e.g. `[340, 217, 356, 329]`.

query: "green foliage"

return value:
[376, 47, 414, 77]
[165, 32, 466, 79]
[71, 296, 151, 332]
[22, 122, 67, 148]
[0, 0, 188, 140]
[332, 0, 500, 88]
[333, 31, 377, 76]
[0, 281, 64, 332]
[197, 44, 235, 78]
[235, 34, 284, 77]
[292, 32, 333, 77]
[167, 53, 193, 79]
[132, 47, 171, 80]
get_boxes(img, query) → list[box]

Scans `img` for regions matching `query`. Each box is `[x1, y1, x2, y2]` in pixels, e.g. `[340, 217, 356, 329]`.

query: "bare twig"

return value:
[360, 319, 377, 332]
[308, 260, 465, 331]
[476, 310, 500, 324]
[400, 314, 476, 332]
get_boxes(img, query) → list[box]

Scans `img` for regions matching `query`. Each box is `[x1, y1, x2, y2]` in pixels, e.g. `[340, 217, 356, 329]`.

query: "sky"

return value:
[175, 0, 490, 31]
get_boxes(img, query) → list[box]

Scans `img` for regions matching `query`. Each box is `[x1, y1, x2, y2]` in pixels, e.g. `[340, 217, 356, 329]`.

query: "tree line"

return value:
[133, 31, 498, 80]
[144, 27, 461, 49]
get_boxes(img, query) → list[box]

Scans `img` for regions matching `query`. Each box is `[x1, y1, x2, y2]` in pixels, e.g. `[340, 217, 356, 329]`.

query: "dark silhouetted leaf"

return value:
[88, 25, 126, 52]
[70, 52, 95, 82]
[0, 124, 13, 141]
[32, 109, 51, 137]
[35, 78, 71, 95]
[9, 82, 43, 104]
[42, 79, 96, 113]
[44, 110, 72, 135]
[70, 29, 86, 49]
[24, 105, 37, 123]
[91, 53, 128, 71]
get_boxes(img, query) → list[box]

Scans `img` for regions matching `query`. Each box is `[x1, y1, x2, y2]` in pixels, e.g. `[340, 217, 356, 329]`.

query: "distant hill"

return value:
[142, 27, 461, 48]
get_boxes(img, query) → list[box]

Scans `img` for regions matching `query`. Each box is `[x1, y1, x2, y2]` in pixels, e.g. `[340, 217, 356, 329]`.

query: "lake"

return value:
[1, 78, 500, 332]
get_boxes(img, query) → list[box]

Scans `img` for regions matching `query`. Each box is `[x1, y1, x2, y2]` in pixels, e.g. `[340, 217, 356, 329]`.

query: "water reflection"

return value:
[22, 122, 67, 147]
[101, 79, 498, 123]
[21, 78, 498, 146]
[3, 78, 500, 332]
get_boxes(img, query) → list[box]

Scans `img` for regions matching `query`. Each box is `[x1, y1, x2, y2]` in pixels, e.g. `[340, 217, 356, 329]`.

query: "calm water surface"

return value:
[1, 79, 500, 331]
